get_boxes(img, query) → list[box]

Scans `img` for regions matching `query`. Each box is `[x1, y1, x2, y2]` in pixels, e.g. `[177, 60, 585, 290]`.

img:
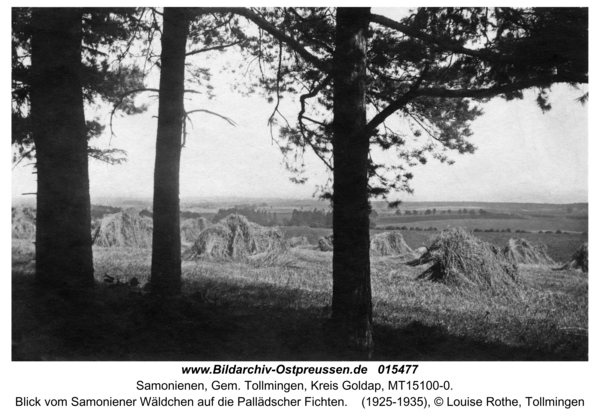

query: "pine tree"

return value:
[147, 8, 244, 295]
[149, 8, 190, 295]
[29, 8, 93, 289]
[215, 6, 587, 353]
[14, 8, 145, 290]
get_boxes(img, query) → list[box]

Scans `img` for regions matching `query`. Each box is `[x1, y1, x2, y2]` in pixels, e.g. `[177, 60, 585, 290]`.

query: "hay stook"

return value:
[370, 231, 414, 257]
[554, 242, 588, 273]
[407, 228, 520, 291]
[192, 214, 287, 260]
[503, 238, 555, 265]
[288, 236, 310, 247]
[181, 217, 211, 243]
[94, 208, 153, 248]
[12, 206, 36, 240]
[318, 234, 334, 252]
[317, 231, 414, 257]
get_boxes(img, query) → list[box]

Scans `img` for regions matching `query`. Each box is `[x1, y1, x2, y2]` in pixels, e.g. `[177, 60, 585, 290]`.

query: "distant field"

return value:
[375, 217, 588, 234]
[376, 213, 518, 224]
[280, 226, 586, 264]
[372, 201, 587, 215]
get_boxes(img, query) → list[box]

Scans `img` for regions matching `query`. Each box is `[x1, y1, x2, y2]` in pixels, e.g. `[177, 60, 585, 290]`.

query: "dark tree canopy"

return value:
[213, 7, 587, 202]
[12, 8, 147, 167]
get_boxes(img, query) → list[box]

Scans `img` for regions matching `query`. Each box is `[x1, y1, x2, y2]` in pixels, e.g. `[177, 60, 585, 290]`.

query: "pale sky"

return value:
[10, 6, 590, 205]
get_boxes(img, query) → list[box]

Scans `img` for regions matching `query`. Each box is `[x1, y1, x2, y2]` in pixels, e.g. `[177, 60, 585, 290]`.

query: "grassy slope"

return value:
[13, 241, 587, 361]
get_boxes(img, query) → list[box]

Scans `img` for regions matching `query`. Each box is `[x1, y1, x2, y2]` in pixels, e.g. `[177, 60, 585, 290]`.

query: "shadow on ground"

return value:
[12, 272, 586, 361]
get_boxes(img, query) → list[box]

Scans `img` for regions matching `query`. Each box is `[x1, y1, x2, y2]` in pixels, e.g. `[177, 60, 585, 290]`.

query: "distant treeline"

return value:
[393, 208, 520, 218]
[139, 209, 205, 221]
[376, 225, 585, 235]
[212, 207, 333, 228]
[92, 205, 332, 227]
[19, 205, 123, 223]
[287, 209, 333, 228]
[377, 212, 521, 226]
[90, 205, 121, 220]
[213, 207, 280, 226]
[92, 206, 205, 222]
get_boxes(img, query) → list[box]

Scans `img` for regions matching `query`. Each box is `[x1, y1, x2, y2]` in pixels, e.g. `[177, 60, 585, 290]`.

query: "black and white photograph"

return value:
[11, 5, 589, 366]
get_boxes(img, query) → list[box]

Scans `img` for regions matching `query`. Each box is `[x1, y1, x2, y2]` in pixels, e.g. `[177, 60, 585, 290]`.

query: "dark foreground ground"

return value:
[13, 223, 588, 362]
[13, 274, 584, 361]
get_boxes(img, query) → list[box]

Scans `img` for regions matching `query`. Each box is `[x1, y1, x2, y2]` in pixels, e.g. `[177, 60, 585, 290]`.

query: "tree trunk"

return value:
[331, 8, 373, 354]
[30, 9, 94, 290]
[150, 8, 189, 295]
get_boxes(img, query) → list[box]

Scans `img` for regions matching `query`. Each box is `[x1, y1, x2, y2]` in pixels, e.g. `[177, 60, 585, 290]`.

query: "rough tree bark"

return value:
[30, 8, 94, 290]
[150, 8, 190, 295]
[330, 7, 373, 354]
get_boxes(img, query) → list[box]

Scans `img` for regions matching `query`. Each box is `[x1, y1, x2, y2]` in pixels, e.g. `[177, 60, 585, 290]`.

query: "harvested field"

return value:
[10, 204, 588, 361]
[279, 227, 585, 264]
[13, 241, 587, 360]
[94, 208, 153, 248]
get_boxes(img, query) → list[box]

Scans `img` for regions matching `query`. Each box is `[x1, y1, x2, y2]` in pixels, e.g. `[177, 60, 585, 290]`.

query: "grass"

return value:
[12, 240, 587, 361]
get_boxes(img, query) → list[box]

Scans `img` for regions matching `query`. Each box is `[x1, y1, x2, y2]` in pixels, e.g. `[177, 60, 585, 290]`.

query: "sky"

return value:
[10, 6, 590, 205]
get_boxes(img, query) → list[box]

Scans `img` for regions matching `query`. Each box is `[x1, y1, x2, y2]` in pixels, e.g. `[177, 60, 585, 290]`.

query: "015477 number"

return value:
[377, 364, 418, 374]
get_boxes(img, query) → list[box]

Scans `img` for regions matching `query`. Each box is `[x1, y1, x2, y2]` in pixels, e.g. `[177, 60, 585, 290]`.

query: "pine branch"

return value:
[286, 8, 335, 54]
[416, 76, 588, 100]
[185, 109, 236, 126]
[370, 13, 506, 63]
[181, 108, 236, 148]
[268, 40, 284, 129]
[361, 65, 429, 138]
[300, 116, 328, 127]
[12, 149, 34, 170]
[109, 87, 202, 137]
[82, 46, 108, 57]
[199, 7, 330, 73]
[298, 74, 333, 170]
[186, 40, 241, 56]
